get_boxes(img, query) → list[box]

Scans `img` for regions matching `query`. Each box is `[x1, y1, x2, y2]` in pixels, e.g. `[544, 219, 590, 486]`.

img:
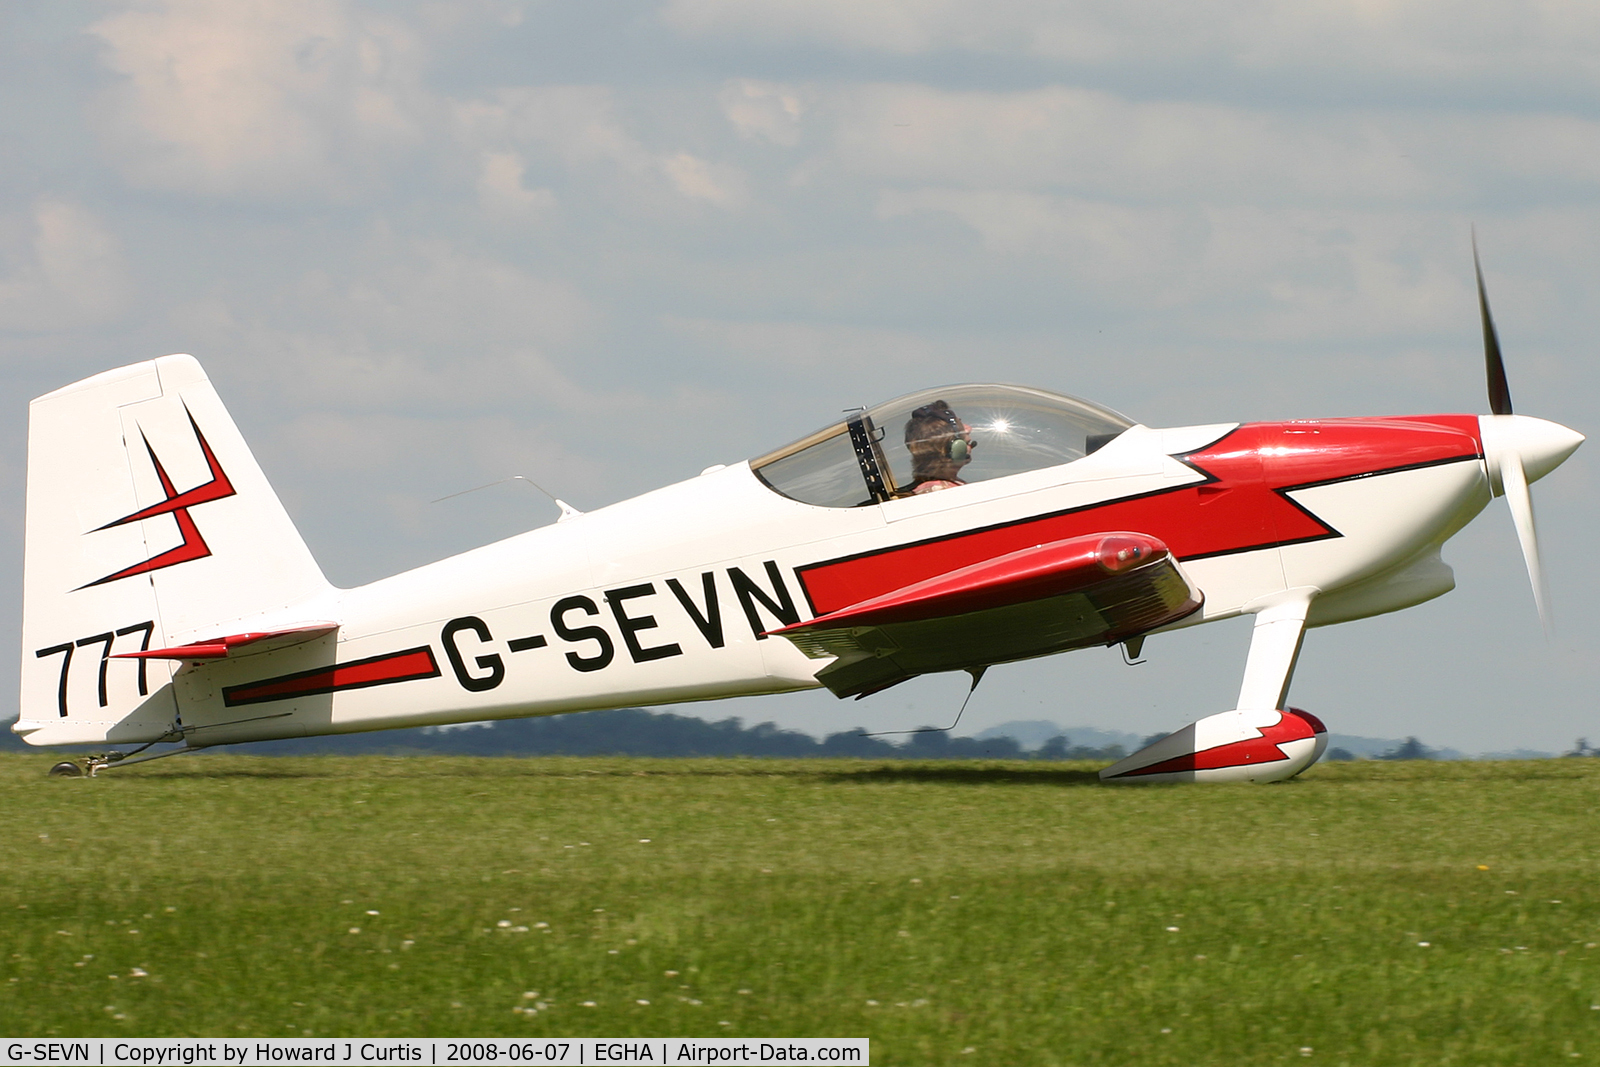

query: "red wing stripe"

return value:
[774, 533, 1170, 633]
[222, 647, 440, 707]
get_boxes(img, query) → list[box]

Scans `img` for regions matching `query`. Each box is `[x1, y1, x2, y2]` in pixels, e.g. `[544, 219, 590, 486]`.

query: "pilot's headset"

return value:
[908, 401, 972, 461]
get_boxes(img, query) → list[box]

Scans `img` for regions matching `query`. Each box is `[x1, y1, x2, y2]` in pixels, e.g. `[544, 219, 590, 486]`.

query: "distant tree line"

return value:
[233, 709, 1133, 760]
[0, 708, 1130, 760]
[1379, 736, 1436, 761]
[0, 710, 1501, 763]
[1324, 737, 1435, 762]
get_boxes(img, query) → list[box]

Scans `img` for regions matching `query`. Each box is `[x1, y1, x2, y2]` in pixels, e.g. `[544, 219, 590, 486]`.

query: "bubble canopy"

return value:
[751, 384, 1135, 508]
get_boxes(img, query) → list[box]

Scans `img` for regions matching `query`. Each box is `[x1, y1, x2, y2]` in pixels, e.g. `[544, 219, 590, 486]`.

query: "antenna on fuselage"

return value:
[430, 475, 583, 521]
[864, 666, 987, 738]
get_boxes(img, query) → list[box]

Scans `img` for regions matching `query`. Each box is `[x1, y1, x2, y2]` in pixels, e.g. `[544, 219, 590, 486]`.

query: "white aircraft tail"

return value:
[18, 355, 332, 746]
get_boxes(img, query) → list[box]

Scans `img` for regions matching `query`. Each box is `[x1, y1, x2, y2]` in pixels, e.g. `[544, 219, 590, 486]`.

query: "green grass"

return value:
[2, 754, 1598, 1064]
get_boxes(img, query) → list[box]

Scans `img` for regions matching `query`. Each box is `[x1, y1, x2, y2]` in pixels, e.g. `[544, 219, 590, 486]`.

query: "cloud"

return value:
[663, 0, 1024, 56]
[875, 186, 1477, 340]
[763, 81, 1600, 222]
[88, 0, 429, 198]
[476, 151, 558, 222]
[455, 86, 655, 172]
[819, 84, 1453, 204]
[719, 80, 807, 147]
[456, 86, 751, 212]
[659, 152, 749, 208]
[0, 198, 131, 331]
[877, 187, 1193, 285]
[669, 315, 947, 372]
[664, 0, 1600, 94]
[177, 238, 597, 413]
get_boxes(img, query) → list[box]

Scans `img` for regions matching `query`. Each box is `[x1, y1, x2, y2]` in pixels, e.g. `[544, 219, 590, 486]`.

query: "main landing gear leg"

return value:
[1236, 588, 1316, 711]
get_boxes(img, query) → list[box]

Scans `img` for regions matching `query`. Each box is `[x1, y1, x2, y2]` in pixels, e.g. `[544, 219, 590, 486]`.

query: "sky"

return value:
[1, 0, 1596, 755]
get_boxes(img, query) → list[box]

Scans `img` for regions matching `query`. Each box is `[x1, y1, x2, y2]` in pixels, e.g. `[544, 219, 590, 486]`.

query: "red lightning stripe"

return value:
[799, 417, 1481, 616]
[83, 504, 213, 588]
[1113, 708, 1327, 778]
[78, 409, 239, 589]
[96, 411, 236, 529]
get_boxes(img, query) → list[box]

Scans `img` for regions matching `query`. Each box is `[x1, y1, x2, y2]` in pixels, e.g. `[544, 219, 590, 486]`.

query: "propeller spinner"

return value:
[1472, 238, 1584, 634]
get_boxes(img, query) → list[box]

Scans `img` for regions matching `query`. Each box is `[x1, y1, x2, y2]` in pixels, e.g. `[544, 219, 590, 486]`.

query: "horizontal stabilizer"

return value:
[115, 623, 339, 662]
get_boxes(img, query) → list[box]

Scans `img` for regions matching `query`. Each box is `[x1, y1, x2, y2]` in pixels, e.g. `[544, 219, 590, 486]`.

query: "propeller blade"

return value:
[1498, 448, 1550, 635]
[1474, 233, 1514, 416]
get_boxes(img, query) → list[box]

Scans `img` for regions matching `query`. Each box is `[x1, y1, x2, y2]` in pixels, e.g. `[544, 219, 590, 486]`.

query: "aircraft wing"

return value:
[770, 533, 1201, 698]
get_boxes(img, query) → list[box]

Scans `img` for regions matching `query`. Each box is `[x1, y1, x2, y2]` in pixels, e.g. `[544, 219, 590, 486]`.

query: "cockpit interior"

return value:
[750, 384, 1134, 507]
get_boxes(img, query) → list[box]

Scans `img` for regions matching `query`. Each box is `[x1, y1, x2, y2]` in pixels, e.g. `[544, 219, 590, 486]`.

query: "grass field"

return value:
[1, 753, 1598, 1064]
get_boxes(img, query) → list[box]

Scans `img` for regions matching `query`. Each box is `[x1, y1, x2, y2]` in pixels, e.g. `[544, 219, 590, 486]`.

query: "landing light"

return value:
[1097, 535, 1157, 573]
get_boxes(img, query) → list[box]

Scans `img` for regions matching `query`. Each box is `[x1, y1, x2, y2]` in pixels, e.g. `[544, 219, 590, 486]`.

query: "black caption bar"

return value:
[0, 1039, 868, 1066]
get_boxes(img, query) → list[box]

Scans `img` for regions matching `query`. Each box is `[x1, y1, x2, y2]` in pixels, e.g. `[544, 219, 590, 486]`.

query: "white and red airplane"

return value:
[15, 256, 1583, 781]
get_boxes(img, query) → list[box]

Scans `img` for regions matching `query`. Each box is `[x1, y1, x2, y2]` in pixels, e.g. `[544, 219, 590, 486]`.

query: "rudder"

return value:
[18, 355, 332, 746]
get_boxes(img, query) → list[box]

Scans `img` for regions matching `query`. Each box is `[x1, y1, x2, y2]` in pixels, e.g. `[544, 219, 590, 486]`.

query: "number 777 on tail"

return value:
[16, 257, 1582, 780]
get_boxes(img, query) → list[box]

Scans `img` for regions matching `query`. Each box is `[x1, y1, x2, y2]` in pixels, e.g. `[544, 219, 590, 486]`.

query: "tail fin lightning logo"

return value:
[79, 409, 237, 589]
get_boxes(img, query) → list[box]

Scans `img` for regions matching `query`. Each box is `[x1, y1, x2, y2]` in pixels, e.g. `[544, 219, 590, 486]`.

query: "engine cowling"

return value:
[1099, 707, 1328, 784]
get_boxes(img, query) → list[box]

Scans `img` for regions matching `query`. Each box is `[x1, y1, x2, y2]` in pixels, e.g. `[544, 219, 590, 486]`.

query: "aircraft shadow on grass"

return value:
[824, 764, 1107, 787]
[78, 761, 1113, 786]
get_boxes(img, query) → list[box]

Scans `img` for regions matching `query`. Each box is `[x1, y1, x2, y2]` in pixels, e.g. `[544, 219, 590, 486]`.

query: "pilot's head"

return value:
[905, 400, 974, 480]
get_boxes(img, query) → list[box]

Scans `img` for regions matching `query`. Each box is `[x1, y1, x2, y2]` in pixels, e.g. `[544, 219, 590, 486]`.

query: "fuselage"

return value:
[167, 413, 1493, 747]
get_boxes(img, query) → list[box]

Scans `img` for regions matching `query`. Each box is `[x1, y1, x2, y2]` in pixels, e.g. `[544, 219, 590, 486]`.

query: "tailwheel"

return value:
[46, 752, 129, 777]
[53, 745, 196, 776]
[82, 752, 125, 777]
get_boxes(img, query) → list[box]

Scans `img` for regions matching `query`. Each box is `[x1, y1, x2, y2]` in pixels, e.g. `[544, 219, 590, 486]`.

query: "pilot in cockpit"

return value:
[904, 400, 975, 494]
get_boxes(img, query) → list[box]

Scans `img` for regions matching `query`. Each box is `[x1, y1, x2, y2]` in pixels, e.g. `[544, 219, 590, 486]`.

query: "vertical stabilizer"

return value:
[18, 355, 331, 746]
